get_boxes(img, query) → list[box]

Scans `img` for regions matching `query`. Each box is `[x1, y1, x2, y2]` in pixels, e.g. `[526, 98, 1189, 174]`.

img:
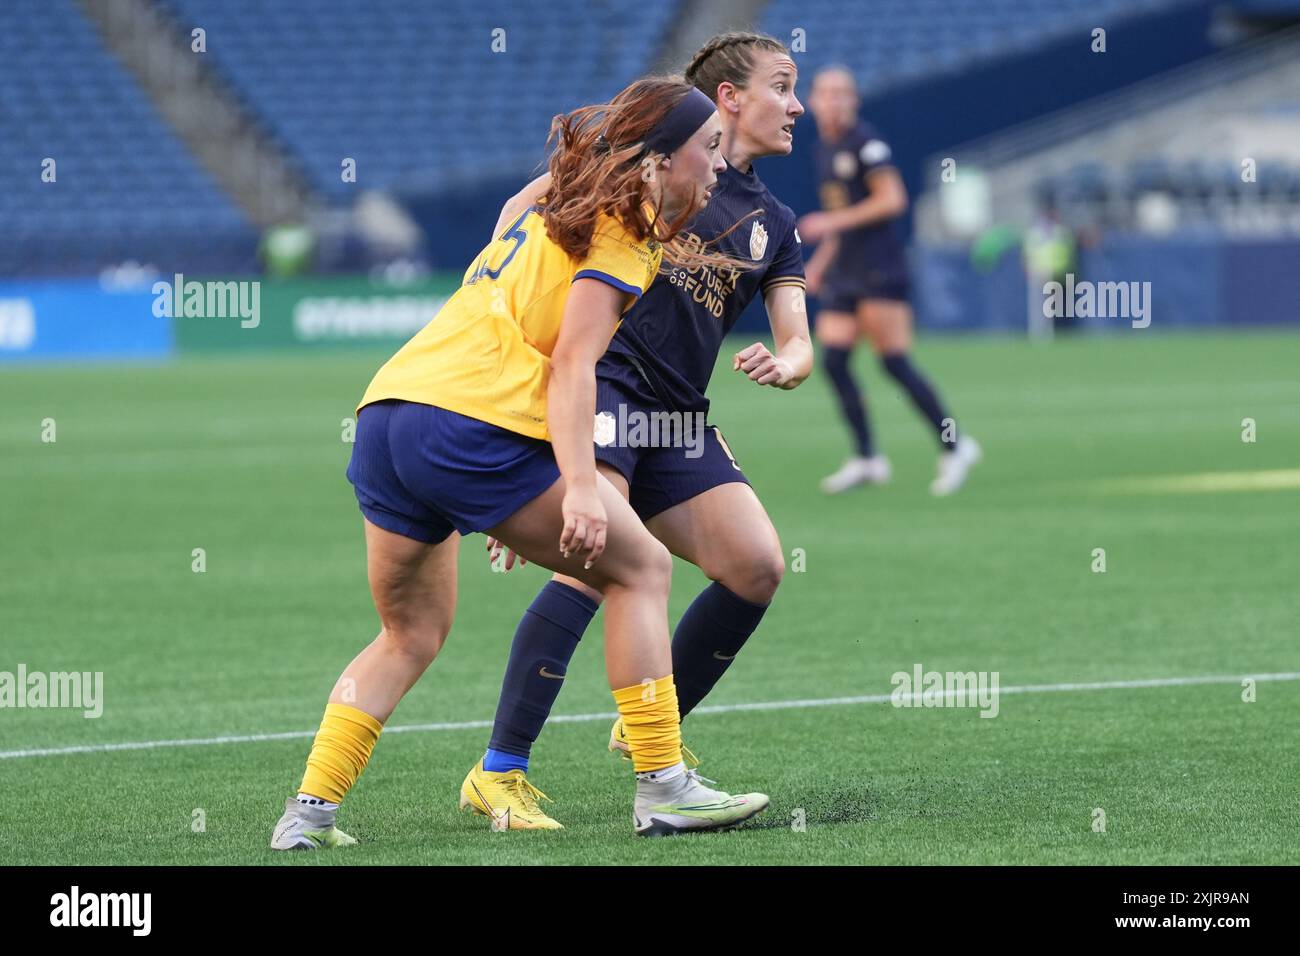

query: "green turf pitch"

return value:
[1, 330, 1298, 865]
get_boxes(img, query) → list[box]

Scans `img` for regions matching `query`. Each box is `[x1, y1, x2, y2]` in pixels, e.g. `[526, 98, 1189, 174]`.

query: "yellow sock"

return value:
[297, 702, 383, 804]
[612, 675, 681, 773]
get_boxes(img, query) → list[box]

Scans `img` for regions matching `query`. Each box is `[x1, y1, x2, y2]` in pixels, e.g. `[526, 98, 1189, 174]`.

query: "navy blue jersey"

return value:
[813, 120, 907, 283]
[598, 161, 805, 415]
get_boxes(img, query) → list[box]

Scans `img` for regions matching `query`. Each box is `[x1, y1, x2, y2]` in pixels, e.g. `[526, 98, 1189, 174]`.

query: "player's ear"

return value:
[716, 82, 741, 116]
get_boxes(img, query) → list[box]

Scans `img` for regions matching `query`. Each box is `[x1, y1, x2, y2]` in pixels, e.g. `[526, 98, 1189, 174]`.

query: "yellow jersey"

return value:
[358, 207, 663, 440]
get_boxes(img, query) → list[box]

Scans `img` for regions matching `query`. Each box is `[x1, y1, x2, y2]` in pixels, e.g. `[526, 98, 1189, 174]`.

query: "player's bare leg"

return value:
[646, 482, 784, 606]
[272, 521, 459, 849]
[531, 461, 629, 606]
[336, 521, 460, 721]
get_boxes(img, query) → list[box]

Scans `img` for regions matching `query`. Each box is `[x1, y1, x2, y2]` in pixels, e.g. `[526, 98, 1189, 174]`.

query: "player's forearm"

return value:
[546, 358, 599, 492]
[763, 284, 814, 390]
[774, 329, 814, 389]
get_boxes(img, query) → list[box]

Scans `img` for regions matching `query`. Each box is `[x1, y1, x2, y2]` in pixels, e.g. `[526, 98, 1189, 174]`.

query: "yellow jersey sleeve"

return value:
[572, 218, 663, 305]
[357, 210, 662, 442]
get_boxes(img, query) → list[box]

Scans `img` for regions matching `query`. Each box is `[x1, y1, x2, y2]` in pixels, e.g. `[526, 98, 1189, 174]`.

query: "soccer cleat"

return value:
[819, 455, 892, 494]
[458, 759, 563, 830]
[608, 717, 700, 769]
[929, 436, 982, 497]
[633, 765, 769, 836]
[270, 797, 357, 850]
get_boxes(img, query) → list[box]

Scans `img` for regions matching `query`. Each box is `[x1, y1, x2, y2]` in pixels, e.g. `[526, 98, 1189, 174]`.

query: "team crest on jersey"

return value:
[749, 220, 768, 260]
[593, 411, 616, 447]
[833, 150, 858, 179]
[861, 138, 892, 165]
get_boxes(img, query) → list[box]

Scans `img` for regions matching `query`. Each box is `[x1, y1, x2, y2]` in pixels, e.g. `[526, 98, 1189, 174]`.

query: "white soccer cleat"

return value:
[633, 764, 769, 837]
[819, 455, 892, 494]
[270, 797, 357, 850]
[930, 436, 982, 497]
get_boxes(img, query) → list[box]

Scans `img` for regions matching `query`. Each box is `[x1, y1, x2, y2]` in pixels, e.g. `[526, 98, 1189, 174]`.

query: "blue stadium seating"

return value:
[1037, 156, 1300, 232]
[0, 0, 257, 277]
[0, 0, 1224, 278]
[161, 0, 683, 202]
[760, 0, 1198, 90]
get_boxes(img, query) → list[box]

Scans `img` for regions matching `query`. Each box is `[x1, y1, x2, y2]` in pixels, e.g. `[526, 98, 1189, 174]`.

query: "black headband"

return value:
[644, 87, 717, 157]
[596, 87, 717, 159]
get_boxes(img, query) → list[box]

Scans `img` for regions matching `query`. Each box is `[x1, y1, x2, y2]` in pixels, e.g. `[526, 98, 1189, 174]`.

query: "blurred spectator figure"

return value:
[1022, 199, 1078, 338]
[259, 222, 316, 278]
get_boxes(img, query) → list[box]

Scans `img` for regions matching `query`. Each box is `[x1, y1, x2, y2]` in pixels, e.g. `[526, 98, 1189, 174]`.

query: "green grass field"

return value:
[2, 330, 1298, 865]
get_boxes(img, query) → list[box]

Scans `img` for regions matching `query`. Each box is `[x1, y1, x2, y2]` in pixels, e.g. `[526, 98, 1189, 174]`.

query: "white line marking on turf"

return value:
[2, 671, 1296, 760]
[1093, 468, 1300, 494]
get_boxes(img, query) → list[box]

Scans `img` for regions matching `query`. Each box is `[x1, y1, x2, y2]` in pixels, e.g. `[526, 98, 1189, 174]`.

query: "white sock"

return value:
[296, 793, 339, 811]
[636, 761, 686, 785]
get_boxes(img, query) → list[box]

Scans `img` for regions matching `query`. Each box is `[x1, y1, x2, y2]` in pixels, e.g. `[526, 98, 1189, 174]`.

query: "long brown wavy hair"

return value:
[540, 75, 756, 276]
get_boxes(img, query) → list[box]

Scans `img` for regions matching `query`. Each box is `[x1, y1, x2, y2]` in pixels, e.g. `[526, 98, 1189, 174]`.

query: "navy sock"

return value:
[484, 580, 598, 771]
[823, 346, 873, 457]
[672, 582, 770, 719]
[881, 352, 956, 450]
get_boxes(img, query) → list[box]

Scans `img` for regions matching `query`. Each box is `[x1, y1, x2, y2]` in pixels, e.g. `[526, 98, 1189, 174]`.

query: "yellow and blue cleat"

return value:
[459, 759, 563, 830]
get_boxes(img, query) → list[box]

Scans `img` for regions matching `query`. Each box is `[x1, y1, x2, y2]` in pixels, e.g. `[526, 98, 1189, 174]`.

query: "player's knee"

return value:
[714, 543, 784, 605]
[712, 535, 780, 600]
[868, 317, 911, 355]
[379, 611, 453, 667]
[632, 538, 673, 597]
[815, 320, 854, 350]
[594, 533, 672, 596]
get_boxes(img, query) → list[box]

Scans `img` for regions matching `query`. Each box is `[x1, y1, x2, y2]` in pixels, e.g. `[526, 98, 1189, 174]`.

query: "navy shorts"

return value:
[346, 399, 561, 544]
[592, 376, 750, 521]
[820, 270, 910, 312]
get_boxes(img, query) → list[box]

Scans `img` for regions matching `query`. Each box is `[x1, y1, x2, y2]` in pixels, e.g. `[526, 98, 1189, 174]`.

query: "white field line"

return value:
[2, 671, 1296, 761]
[1091, 468, 1300, 494]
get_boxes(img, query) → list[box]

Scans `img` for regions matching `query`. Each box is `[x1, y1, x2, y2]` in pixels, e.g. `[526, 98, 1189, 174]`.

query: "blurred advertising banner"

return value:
[171, 275, 458, 352]
[0, 275, 459, 361]
[0, 281, 169, 361]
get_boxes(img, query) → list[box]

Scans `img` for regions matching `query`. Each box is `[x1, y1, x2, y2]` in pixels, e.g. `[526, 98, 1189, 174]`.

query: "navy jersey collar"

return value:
[719, 159, 765, 196]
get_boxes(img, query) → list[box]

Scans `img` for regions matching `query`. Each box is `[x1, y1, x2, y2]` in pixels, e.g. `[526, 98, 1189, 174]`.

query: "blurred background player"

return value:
[271, 77, 770, 846]
[798, 65, 981, 496]
[459, 32, 811, 829]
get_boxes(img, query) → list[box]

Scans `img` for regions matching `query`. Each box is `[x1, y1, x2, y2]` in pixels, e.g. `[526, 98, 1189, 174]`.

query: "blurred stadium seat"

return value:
[158, 0, 682, 201]
[941, 27, 1300, 234]
[4, 0, 1298, 296]
[759, 0, 1195, 89]
[0, 0, 256, 277]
